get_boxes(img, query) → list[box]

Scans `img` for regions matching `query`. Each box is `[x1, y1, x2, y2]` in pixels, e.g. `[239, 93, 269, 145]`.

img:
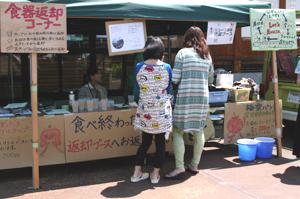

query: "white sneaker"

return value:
[130, 172, 149, 182]
[150, 175, 160, 184]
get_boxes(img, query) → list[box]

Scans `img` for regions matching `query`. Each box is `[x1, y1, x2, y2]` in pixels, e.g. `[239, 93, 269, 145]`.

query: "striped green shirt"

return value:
[172, 48, 214, 133]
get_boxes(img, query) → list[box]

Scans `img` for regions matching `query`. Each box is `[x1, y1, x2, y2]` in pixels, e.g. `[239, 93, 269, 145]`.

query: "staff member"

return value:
[78, 67, 107, 100]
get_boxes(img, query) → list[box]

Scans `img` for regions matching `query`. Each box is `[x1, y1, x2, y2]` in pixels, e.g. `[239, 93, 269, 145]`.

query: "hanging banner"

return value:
[105, 20, 147, 56]
[207, 21, 236, 45]
[250, 9, 297, 51]
[0, 2, 67, 53]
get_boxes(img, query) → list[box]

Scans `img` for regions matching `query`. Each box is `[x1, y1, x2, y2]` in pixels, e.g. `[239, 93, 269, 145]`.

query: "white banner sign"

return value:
[287, 92, 300, 104]
[286, 0, 300, 10]
[0, 2, 67, 53]
[207, 21, 236, 45]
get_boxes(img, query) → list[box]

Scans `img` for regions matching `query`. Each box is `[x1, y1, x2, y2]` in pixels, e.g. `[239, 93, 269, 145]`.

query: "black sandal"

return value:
[185, 166, 199, 175]
[164, 171, 185, 180]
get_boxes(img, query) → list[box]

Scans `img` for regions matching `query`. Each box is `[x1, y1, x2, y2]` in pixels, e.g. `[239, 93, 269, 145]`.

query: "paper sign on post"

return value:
[105, 20, 147, 56]
[250, 9, 297, 51]
[0, 2, 67, 53]
[207, 22, 236, 45]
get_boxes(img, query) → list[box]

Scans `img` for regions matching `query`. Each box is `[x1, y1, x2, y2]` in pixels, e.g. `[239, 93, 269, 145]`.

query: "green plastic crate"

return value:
[265, 82, 300, 112]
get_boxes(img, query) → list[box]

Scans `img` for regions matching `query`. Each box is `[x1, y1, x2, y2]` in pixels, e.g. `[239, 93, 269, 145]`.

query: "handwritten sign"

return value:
[39, 116, 65, 166]
[65, 109, 138, 162]
[224, 101, 279, 144]
[0, 117, 32, 169]
[207, 21, 236, 45]
[65, 109, 172, 163]
[0, 2, 67, 53]
[250, 9, 297, 51]
[105, 20, 147, 56]
[0, 116, 65, 169]
[0, 110, 174, 169]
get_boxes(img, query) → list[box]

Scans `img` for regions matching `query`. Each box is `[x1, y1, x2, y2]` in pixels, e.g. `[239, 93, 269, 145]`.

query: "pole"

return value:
[271, 51, 282, 157]
[8, 54, 15, 102]
[30, 53, 39, 189]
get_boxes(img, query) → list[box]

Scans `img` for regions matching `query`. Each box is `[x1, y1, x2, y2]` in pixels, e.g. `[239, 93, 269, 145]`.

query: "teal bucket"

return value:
[237, 139, 257, 161]
[254, 137, 275, 159]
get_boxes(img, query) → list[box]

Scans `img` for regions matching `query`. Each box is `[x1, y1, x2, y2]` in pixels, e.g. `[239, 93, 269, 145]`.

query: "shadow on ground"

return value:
[100, 173, 192, 198]
[273, 166, 300, 185]
[0, 140, 298, 198]
[200, 141, 298, 170]
[0, 153, 193, 198]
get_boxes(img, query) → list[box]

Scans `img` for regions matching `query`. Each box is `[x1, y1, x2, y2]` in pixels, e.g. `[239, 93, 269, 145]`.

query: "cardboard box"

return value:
[229, 88, 251, 102]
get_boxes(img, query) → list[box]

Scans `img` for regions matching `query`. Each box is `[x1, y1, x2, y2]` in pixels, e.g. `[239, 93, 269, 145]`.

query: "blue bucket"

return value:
[237, 139, 257, 161]
[254, 137, 275, 159]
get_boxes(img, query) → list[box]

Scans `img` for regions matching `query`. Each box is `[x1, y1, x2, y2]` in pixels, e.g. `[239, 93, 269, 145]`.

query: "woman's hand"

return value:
[134, 127, 142, 134]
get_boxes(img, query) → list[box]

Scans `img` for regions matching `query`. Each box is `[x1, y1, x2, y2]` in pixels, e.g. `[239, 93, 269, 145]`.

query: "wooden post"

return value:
[30, 53, 39, 189]
[271, 51, 282, 157]
[233, 28, 242, 73]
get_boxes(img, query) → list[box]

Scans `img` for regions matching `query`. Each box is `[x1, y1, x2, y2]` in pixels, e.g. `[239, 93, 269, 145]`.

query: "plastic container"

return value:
[209, 91, 229, 104]
[69, 91, 75, 104]
[278, 82, 300, 112]
[254, 137, 275, 159]
[237, 138, 257, 161]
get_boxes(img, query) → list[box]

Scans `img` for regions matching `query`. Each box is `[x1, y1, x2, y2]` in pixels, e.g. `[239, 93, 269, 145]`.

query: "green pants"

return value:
[173, 128, 205, 169]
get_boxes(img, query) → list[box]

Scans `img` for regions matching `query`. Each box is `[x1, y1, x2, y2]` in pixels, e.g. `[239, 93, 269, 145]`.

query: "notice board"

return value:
[224, 101, 280, 144]
[105, 20, 147, 56]
[250, 9, 297, 51]
[0, 2, 67, 53]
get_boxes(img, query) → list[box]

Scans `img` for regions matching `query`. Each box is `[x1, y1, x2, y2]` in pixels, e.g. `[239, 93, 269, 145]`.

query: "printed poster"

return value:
[250, 9, 297, 51]
[207, 21, 236, 45]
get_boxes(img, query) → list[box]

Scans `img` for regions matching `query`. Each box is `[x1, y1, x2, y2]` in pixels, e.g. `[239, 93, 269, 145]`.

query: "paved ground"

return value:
[0, 137, 299, 199]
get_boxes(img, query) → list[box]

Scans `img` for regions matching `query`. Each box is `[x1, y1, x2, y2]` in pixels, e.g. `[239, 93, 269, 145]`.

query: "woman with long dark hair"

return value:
[165, 26, 214, 179]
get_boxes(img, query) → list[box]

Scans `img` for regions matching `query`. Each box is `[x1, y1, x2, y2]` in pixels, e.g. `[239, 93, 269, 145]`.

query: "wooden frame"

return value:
[105, 20, 147, 56]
